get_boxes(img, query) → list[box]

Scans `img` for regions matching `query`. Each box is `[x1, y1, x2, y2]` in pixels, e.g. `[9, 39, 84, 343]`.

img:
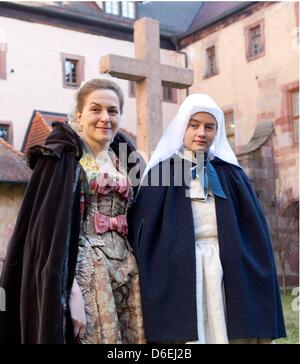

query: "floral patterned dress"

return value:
[75, 148, 145, 344]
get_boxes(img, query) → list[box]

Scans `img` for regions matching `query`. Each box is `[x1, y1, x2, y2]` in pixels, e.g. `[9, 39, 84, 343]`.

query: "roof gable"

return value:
[22, 110, 67, 154]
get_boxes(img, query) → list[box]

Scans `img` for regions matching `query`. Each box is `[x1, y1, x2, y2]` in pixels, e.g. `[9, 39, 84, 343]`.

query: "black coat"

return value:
[0, 122, 139, 344]
[128, 154, 286, 343]
[0, 122, 83, 343]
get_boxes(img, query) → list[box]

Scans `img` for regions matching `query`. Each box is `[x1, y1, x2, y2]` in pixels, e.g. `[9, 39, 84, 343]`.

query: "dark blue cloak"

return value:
[127, 154, 286, 343]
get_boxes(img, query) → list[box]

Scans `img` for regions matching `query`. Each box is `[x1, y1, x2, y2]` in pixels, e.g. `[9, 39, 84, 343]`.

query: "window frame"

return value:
[281, 82, 299, 146]
[121, 1, 136, 19]
[0, 42, 7, 80]
[104, 1, 137, 19]
[0, 121, 13, 144]
[61, 53, 84, 89]
[223, 109, 235, 150]
[128, 80, 136, 98]
[204, 44, 219, 79]
[104, 1, 120, 16]
[162, 85, 177, 104]
[291, 89, 299, 143]
[244, 19, 265, 62]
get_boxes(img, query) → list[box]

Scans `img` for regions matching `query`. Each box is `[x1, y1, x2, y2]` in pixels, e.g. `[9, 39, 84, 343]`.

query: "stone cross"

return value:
[100, 17, 193, 158]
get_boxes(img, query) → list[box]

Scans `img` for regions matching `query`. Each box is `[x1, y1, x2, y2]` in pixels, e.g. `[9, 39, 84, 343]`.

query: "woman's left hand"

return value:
[69, 278, 86, 340]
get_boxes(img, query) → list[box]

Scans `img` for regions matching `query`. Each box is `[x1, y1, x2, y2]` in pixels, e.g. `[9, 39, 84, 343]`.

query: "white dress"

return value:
[189, 170, 229, 344]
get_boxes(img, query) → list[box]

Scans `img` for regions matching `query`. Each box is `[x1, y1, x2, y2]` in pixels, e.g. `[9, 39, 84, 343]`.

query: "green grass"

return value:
[274, 289, 299, 344]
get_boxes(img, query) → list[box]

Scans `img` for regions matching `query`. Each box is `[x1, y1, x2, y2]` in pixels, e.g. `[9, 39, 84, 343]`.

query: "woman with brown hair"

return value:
[0, 76, 145, 344]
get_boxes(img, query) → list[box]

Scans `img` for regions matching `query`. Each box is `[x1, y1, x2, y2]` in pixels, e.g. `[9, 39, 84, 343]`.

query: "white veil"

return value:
[141, 93, 239, 182]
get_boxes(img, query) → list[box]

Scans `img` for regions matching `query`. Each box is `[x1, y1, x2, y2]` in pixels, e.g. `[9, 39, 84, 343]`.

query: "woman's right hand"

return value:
[69, 278, 86, 340]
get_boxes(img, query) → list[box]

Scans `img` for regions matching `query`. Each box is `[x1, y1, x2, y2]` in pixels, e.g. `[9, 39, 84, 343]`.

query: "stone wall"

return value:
[0, 184, 26, 274]
[238, 131, 299, 287]
[180, 1, 299, 148]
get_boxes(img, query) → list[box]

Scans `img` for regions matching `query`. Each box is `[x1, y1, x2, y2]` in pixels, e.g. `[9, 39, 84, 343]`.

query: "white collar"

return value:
[176, 146, 196, 163]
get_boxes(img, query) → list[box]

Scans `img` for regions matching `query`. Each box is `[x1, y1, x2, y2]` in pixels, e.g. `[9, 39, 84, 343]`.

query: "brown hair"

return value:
[74, 77, 124, 116]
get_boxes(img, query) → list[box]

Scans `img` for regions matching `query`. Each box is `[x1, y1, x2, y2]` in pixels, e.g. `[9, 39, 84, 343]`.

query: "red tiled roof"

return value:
[0, 138, 32, 183]
[22, 110, 67, 154]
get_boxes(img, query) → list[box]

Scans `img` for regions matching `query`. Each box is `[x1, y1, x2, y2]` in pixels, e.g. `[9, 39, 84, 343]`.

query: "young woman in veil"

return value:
[128, 94, 286, 344]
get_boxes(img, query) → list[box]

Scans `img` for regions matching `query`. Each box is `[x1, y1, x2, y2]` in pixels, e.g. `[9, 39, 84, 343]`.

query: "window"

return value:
[0, 122, 13, 144]
[129, 80, 135, 97]
[291, 90, 299, 142]
[205, 45, 218, 78]
[162, 86, 177, 103]
[104, 1, 119, 16]
[65, 59, 78, 85]
[61, 53, 84, 88]
[245, 20, 265, 61]
[104, 1, 136, 19]
[0, 43, 7, 80]
[129, 81, 177, 103]
[122, 2, 136, 19]
[224, 110, 235, 150]
[0, 124, 9, 141]
[249, 26, 262, 56]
